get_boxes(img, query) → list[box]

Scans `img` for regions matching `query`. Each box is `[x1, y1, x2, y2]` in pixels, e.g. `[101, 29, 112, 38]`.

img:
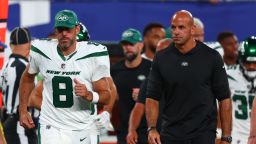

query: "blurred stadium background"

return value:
[3, 0, 256, 62]
[1, 0, 255, 64]
[1, 0, 256, 143]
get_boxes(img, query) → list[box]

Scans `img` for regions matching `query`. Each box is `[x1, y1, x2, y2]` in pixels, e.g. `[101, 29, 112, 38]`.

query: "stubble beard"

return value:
[58, 38, 75, 51]
[125, 53, 138, 62]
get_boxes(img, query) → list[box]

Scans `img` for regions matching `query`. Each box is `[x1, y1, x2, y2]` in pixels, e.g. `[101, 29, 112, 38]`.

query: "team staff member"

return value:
[126, 42, 169, 144]
[111, 28, 152, 144]
[145, 10, 232, 144]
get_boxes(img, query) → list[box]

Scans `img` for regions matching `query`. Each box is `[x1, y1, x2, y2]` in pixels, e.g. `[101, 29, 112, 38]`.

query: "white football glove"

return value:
[94, 111, 114, 131]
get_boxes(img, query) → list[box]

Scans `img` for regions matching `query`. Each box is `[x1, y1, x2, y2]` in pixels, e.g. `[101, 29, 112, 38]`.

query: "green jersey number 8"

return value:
[52, 76, 74, 108]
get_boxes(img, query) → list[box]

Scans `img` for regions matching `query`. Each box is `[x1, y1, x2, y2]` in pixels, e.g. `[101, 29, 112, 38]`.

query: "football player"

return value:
[19, 10, 112, 144]
[227, 36, 256, 144]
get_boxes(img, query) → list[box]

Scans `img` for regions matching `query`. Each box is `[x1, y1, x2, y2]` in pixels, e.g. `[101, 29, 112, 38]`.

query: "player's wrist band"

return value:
[216, 128, 222, 139]
[91, 91, 99, 103]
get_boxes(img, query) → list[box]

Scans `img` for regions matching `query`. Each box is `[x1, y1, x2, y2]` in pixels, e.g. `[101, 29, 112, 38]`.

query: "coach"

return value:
[145, 10, 232, 144]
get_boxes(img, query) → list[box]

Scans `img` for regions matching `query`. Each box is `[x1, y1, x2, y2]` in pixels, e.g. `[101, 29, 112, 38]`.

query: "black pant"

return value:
[161, 130, 216, 144]
[117, 132, 127, 144]
[3, 114, 38, 144]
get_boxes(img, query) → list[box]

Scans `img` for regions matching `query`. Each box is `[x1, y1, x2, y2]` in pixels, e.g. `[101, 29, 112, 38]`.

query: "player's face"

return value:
[144, 27, 166, 53]
[244, 62, 256, 72]
[171, 16, 194, 45]
[193, 26, 204, 42]
[122, 42, 141, 62]
[221, 36, 239, 58]
[56, 26, 79, 50]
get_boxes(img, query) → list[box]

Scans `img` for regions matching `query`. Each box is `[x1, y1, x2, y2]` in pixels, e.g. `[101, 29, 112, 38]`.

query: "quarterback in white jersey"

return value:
[19, 10, 111, 144]
[30, 39, 110, 130]
[227, 36, 256, 144]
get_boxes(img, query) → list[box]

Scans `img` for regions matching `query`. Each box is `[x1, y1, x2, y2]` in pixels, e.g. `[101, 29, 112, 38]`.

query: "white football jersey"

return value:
[205, 41, 223, 57]
[226, 64, 256, 143]
[29, 39, 110, 130]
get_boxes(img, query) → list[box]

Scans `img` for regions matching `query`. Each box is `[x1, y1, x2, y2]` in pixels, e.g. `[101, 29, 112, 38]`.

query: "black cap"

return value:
[10, 27, 31, 45]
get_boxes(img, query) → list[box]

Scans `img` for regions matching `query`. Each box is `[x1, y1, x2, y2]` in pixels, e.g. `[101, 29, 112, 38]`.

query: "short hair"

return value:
[143, 23, 164, 37]
[10, 27, 31, 45]
[193, 17, 204, 29]
[217, 32, 236, 43]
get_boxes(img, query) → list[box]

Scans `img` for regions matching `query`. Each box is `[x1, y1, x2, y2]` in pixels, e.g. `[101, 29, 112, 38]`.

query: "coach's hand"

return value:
[74, 78, 93, 101]
[19, 111, 35, 129]
[127, 130, 138, 144]
[148, 129, 161, 144]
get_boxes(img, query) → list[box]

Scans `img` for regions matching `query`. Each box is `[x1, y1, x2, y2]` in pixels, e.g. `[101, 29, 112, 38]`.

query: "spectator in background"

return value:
[0, 27, 37, 144]
[111, 28, 152, 144]
[226, 36, 256, 144]
[217, 31, 239, 66]
[141, 23, 165, 61]
[146, 10, 232, 144]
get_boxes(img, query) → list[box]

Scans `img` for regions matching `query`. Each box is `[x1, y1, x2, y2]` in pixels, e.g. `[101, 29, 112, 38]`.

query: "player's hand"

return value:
[74, 78, 92, 101]
[19, 111, 35, 129]
[94, 111, 114, 131]
[148, 129, 161, 144]
[126, 130, 138, 144]
[248, 136, 256, 144]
